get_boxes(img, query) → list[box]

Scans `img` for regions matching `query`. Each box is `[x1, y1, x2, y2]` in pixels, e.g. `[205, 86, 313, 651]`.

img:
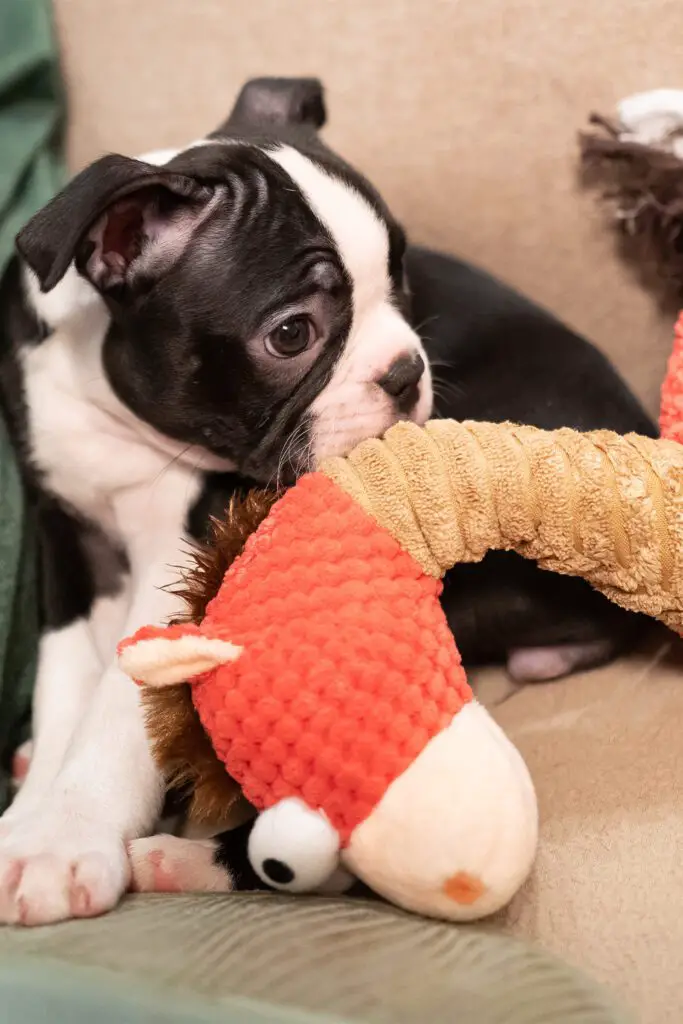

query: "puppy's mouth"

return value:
[312, 383, 433, 465]
[307, 354, 433, 467]
[217, 333, 433, 488]
[236, 374, 432, 489]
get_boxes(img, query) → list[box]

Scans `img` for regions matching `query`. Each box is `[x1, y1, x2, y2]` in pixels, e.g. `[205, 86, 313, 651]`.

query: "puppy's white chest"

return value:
[21, 321, 196, 535]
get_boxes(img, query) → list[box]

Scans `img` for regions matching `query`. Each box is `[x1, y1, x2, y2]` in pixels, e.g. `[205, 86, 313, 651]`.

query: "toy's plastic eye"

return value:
[248, 797, 341, 893]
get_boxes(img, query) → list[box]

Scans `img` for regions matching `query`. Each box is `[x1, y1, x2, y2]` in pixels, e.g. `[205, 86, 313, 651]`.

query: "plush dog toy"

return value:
[119, 315, 683, 922]
[581, 88, 683, 307]
[119, 463, 539, 922]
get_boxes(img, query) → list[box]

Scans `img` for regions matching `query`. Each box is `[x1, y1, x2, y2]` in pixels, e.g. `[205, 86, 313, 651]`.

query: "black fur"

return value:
[2, 77, 656, 663]
[0, 259, 45, 466]
[212, 820, 266, 891]
[17, 145, 360, 484]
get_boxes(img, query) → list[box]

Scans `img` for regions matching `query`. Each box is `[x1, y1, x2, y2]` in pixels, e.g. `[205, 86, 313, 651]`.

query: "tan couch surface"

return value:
[53, 0, 683, 418]
[50, 2, 683, 1022]
[490, 636, 683, 1023]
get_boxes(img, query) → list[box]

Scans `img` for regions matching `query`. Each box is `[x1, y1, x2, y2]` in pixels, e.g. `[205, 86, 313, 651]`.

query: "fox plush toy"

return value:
[119, 314, 683, 921]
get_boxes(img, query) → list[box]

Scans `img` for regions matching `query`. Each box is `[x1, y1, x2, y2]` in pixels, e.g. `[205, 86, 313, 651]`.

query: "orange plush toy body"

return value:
[119, 472, 538, 921]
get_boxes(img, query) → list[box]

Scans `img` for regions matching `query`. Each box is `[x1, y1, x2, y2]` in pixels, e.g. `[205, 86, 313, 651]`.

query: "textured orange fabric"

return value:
[119, 622, 202, 656]
[159, 473, 471, 844]
[659, 312, 683, 444]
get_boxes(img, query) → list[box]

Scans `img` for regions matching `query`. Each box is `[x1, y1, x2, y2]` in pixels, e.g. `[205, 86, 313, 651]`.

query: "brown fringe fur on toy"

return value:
[142, 489, 279, 829]
[580, 112, 683, 307]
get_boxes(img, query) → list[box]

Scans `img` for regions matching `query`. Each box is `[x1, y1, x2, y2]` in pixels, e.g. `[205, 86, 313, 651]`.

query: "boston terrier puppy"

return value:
[0, 77, 653, 925]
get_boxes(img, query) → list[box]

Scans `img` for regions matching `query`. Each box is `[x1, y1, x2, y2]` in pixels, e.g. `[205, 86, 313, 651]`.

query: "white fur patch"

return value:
[8, 615, 105, 814]
[0, 480, 206, 924]
[268, 146, 432, 460]
[269, 147, 392, 315]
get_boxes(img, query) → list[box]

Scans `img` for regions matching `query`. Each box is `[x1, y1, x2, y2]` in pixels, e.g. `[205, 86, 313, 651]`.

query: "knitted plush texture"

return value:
[321, 418, 683, 634]
[168, 473, 470, 843]
[128, 316, 683, 834]
[140, 490, 277, 828]
[660, 312, 683, 445]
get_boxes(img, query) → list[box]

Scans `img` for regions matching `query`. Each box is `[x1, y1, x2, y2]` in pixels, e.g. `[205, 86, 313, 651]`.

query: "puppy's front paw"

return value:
[0, 810, 130, 926]
[128, 835, 233, 894]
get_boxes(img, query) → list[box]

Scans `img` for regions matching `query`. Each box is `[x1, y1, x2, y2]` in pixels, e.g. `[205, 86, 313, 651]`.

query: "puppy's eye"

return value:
[265, 316, 315, 358]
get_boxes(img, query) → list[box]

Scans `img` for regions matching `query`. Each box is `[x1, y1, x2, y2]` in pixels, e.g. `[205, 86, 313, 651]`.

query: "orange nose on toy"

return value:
[340, 702, 538, 922]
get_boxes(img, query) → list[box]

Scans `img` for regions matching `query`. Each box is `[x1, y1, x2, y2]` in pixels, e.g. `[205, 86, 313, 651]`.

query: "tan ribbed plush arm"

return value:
[321, 420, 683, 634]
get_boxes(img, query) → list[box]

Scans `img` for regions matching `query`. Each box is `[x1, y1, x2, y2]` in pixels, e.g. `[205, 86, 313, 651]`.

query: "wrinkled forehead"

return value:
[164, 140, 393, 307]
[267, 146, 393, 311]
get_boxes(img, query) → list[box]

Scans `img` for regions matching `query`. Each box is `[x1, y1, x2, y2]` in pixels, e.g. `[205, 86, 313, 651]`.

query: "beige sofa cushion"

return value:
[490, 633, 683, 1024]
[53, 0, 682, 417]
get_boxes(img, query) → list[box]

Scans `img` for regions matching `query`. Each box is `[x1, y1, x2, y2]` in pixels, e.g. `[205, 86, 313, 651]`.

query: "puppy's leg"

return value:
[128, 818, 270, 895]
[0, 484, 192, 926]
[3, 619, 103, 818]
[506, 640, 617, 682]
[441, 551, 642, 682]
[3, 497, 130, 817]
[128, 835, 235, 894]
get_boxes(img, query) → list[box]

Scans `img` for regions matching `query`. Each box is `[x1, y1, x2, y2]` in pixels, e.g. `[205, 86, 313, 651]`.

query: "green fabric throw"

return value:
[0, 894, 633, 1024]
[0, 0, 65, 810]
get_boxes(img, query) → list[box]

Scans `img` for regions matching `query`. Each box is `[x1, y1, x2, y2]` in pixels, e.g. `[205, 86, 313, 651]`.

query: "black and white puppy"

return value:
[0, 78, 653, 925]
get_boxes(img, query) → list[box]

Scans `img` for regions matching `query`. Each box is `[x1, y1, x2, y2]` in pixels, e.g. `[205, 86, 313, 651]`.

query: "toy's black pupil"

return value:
[262, 858, 295, 884]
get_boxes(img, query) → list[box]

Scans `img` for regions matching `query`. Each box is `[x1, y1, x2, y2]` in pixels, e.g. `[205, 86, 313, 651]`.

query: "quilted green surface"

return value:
[0, 892, 632, 1023]
[0, 0, 64, 810]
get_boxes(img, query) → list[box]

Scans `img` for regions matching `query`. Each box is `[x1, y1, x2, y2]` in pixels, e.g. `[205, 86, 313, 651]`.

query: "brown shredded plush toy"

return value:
[580, 88, 683, 307]
[117, 308, 683, 922]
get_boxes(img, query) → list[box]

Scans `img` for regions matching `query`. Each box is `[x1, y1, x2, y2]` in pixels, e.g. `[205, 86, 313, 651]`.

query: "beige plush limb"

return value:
[322, 420, 683, 634]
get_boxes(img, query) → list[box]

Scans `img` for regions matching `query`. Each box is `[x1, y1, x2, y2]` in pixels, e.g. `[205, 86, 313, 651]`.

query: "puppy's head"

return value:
[17, 78, 431, 483]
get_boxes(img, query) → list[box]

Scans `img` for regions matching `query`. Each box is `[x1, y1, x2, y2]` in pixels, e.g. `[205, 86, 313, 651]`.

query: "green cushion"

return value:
[0, 0, 65, 811]
[0, 893, 632, 1023]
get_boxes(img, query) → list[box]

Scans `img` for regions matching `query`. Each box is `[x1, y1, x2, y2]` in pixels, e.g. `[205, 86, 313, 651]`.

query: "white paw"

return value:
[128, 834, 234, 894]
[0, 810, 130, 926]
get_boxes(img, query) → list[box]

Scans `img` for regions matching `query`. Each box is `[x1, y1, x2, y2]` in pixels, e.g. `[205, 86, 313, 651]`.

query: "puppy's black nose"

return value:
[377, 354, 425, 412]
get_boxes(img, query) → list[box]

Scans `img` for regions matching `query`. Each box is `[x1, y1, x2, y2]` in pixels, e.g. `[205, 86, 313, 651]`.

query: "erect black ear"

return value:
[218, 77, 326, 134]
[16, 153, 215, 295]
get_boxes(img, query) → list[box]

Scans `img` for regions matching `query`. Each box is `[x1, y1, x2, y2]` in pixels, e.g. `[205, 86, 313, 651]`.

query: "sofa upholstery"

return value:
[45, 3, 683, 1022]
[0, 894, 630, 1023]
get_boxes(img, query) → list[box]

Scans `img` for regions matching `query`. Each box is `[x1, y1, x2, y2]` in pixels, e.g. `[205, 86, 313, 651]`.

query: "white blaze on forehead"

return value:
[267, 146, 391, 312]
[265, 148, 432, 464]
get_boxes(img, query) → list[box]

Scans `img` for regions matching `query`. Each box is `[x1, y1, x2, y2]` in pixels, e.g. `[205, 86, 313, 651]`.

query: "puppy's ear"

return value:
[218, 77, 326, 133]
[16, 154, 216, 295]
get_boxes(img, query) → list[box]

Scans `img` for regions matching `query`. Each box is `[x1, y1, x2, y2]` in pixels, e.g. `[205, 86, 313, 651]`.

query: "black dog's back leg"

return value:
[440, 551, 643, 681]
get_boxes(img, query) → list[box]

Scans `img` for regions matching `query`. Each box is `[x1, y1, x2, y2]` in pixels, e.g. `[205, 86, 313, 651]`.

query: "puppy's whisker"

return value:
[412, 314, 440, 336]
[273, 419, 308, 490]
[431, 373, 466, 402]
[151, 444, 194, 488]
[293, 434, 314, 479]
